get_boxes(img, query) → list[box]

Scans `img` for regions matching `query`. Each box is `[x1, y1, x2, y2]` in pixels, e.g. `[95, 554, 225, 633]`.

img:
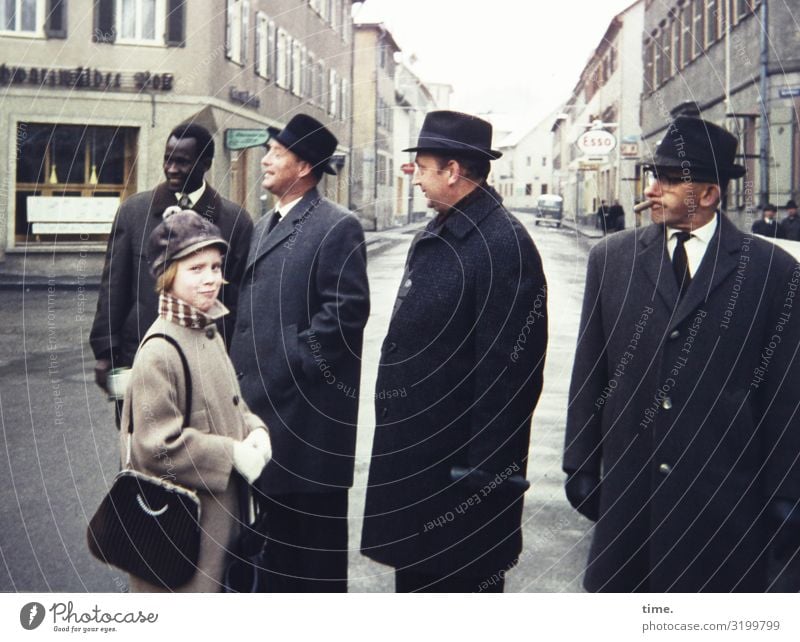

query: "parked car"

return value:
[534, 194, 563, 227]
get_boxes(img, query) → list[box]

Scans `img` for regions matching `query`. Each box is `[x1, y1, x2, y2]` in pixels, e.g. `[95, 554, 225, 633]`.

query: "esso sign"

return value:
[576, 130, 617, 155]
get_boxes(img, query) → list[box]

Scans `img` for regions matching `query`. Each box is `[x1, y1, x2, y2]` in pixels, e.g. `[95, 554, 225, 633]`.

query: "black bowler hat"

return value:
[267, 114, 338, 175]
[786, 200, 798, 209]
[403, 110, 502, 160]
[643, 115, 746, 183]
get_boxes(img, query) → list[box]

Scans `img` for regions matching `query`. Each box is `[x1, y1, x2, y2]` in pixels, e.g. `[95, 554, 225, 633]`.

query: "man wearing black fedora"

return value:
[361, 110, 548, 592]
[752, 202, 783, 238]
[780, 200, 800, 241]
[230, 114, 370, 592]
[564, 114, 800, 591]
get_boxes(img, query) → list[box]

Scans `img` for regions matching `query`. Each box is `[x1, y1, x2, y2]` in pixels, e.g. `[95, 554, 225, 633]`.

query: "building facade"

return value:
[0, 0, 360, 273]
[351, 22, 399, 230]
[550, 0, 644, 228]
[641, 0, 799, 229]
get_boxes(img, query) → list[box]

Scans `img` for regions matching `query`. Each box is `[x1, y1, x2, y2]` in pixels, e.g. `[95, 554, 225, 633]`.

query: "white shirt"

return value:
[666, 214, 718, 278]
[275, 195, 303, 220]
[175, 181, 206, 207]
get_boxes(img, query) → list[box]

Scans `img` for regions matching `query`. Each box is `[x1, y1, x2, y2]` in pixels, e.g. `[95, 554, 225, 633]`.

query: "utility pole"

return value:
[758, 0, 770, 207]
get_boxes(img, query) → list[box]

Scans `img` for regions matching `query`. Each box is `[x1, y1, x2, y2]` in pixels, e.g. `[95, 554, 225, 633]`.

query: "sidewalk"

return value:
[555, 216, 605, 239]
[0, 219, 428, 290]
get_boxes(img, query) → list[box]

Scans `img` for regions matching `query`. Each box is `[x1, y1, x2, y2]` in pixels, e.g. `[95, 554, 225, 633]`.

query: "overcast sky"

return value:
[354, 0, 637, 133]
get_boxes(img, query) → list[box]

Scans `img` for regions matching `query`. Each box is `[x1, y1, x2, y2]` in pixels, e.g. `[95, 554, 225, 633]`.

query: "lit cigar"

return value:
[634, 199, 653, 214]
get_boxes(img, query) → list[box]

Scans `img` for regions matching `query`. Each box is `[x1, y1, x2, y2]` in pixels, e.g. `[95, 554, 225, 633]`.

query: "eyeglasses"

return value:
[646, 171, 684, 187]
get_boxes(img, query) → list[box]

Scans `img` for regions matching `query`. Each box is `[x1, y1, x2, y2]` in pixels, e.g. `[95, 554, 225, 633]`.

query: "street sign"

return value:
[401, 162, 416, 175]
[225, 128, 268, 150]
[779, 87, 800, 98]
[576, 129, 617, 155]
[620, 142, 639, 157]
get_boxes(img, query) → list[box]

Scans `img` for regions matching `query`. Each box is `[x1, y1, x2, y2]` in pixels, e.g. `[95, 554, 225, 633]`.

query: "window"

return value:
[653, 30, 662, 86]
[255, 12, 270, 79]
[14, 123, 138, 243]
[276, 29, 289, 89]
[304, 51, 315, 100]
[225, 0, 249, 64]
[644, 38, 655, 91]
[328, 69, 338, 117]
[542, 156, 547, 167]
[671, 18, 681, 72]
[315, 59, 325, 105]
[340, 76, 349, 121]
[660, 24, 672, 82]
[541, 184, 548, 195]
[692, 0, 704, 58]
[291, 40, 303, 96]
[525, 184, 532, 196]
[681, 3, 693, 66]
[116, 0, 165, 43]
[1, 0, 41, 34]
[705, 0, 720, 46]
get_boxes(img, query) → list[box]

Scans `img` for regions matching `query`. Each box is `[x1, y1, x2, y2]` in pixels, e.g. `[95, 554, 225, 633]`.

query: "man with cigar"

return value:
[361, 110, 548, 592]
[91, 123, 253, 407]
[564, 114, 800, 591]
[752, 202, 783, 238]
[231, 114, 369, 592]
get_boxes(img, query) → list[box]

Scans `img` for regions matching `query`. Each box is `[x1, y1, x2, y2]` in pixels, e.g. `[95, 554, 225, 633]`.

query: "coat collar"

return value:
[638, 213, 744, 329]
[150, 182, 222, 222]
[428, 183, 504, 241]
[246, 187, 322, 269]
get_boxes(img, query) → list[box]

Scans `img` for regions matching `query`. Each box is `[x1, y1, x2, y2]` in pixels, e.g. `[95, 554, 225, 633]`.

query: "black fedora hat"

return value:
[643, 115, 745, 183]
[403, 110, 502, 160]
[267, 114, 338, 175]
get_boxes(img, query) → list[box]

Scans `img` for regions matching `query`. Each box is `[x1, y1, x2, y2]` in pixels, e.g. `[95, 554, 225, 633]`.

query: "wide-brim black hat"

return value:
[268, 114, 338, 175]
[642, 115, 746, 182]
[403, 110, 502, 160]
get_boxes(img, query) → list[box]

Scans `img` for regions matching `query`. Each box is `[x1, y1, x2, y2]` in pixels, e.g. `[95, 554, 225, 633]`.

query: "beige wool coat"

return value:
[119, 312, 266, 592]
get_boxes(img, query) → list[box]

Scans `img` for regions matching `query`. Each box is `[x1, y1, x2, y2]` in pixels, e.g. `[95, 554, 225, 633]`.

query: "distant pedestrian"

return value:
[607, 200, 625, 232]
[90, 123, 253, 422]
[595, 200, 608, 233]
[752, 202, 783, 238]
[780, 199, 800, 241]
[564, 115, 800, 592]
[122, 209, 270, 592]
[361, 110, 548, 593]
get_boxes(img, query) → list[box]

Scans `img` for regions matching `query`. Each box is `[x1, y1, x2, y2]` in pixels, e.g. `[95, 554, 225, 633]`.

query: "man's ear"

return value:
[446, 160, 461, 186]
[699, 183, 721, 208]
[297, 160, 314, 179]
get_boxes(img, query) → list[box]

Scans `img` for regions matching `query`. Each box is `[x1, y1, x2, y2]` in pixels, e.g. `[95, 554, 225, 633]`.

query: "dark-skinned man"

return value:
[91, 123, 253, 417]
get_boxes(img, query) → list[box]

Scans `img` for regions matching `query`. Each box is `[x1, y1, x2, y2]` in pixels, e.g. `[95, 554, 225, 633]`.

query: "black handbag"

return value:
[87, 334, 202, 589]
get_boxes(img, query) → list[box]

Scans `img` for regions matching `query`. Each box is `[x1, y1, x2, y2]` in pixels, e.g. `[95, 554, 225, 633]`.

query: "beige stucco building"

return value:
[0, 0, 360, 275]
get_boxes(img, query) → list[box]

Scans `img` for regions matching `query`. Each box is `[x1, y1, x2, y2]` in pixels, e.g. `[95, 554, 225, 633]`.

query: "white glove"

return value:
[242, 428, 272, 464]
[232, 441, 267, 484]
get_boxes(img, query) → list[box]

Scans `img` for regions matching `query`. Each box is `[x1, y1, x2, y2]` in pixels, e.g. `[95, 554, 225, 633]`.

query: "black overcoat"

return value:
[230, 188, 370, 495]
[90, 182, 253, 365]
[361, 185, 548, 578]
[564, 215, 800, 591]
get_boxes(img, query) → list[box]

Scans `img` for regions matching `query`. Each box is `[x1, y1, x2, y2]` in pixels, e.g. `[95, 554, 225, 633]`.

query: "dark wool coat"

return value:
[564, 215, 800, 592]
[780, 216, 800, 242]
[752, 218, 783, 239]
[121, 315, 266, 592]
[90, 183, 253, 366]
[361, 185, 548, 579]
[230, 188, 370, 495]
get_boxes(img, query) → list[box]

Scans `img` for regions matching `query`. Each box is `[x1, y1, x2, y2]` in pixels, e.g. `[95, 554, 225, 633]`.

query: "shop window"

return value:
[14, 123, 138, 244]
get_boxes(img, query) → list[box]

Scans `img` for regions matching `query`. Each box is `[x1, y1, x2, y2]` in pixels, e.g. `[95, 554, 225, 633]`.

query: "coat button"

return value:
[661, 397, 673, 410]
[233, 395, 240, 405]
[386, 342, 398, 354]
[381, 407, 388, 419]
[237, 371, 245, 380]
[669, 329, 680, 340]
[658, 462, 672, 476]
[205, 327, 216, 339]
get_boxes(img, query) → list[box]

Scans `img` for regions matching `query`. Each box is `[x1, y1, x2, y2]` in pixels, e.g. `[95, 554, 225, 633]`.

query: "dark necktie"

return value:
[178, 194, 192, 209]
[672, 231, 692, 297]
[267, 210, 281, 234]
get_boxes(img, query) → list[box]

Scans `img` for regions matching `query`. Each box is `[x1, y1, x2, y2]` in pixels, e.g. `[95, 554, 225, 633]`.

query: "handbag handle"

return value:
[124, 333, 193, 466]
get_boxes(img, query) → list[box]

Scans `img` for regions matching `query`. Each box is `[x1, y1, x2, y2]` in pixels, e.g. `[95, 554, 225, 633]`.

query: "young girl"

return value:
[121, 208, 270, 592]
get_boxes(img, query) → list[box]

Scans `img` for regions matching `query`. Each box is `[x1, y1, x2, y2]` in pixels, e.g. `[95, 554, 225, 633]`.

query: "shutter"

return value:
[46, 0, 67, 39]
[93, 0, 115, 43]
[165, 0, 185, 47]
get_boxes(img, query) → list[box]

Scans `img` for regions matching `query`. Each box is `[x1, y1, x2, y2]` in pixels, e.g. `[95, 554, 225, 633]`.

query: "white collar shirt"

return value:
[666, 214, 718, 278]
[175, 181, 206, 207]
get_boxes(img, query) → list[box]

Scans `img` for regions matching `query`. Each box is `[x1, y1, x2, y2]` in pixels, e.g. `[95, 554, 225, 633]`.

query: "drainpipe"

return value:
[758, 0, 769, 207]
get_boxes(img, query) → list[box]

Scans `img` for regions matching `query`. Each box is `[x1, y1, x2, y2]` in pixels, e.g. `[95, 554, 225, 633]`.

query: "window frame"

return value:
[1, 0, 45, 37]
[115, 0, 166, 46]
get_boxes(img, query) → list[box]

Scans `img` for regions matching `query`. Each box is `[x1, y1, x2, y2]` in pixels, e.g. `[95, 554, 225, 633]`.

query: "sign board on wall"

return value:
[27, 196, 119, 234]
[575, 130, 617, 155]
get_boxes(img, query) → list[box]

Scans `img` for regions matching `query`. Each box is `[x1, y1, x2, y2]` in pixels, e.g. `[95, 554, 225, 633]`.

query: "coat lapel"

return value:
[246, 188, 321, 271]
[637, 223, 679, 309]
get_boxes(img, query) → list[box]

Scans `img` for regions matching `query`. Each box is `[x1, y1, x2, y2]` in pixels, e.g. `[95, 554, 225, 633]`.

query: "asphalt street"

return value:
[0, 213, 597, 592]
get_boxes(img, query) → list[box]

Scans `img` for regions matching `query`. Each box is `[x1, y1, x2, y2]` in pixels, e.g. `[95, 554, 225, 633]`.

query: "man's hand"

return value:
[565, 471, 601, 522]
[94, 358, 112, 393]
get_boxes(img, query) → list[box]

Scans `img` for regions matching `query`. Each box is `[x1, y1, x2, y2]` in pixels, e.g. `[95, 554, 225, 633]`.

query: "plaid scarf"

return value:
[158, 293, 228, 329]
